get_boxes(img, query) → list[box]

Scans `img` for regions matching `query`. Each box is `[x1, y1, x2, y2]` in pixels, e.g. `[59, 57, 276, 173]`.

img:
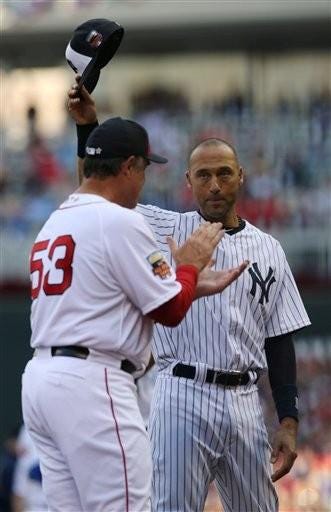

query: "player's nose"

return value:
[209, 176, 221, 193]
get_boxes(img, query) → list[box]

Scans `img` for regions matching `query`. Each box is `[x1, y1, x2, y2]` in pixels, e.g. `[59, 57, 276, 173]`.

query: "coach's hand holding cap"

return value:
[65, 18, 124, 92]
[86, 117, 168, 164]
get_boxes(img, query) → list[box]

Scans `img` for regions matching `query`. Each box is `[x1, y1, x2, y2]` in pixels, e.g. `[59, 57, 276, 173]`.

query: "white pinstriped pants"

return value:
[149, 369, 278, 512]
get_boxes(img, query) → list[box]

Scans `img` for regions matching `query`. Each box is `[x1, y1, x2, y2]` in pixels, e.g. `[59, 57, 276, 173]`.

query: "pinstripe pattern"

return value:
[149, 371, 279, 512]
[137, 203, 310, 512]
[137, 204, 310, 372]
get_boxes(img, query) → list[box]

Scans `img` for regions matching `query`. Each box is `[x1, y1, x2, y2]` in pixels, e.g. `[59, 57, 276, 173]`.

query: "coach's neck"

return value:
[77, 175, 137, 210]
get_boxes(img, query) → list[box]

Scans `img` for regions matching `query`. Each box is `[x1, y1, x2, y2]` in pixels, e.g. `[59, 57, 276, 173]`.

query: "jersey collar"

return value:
[197, 211, 246, 236]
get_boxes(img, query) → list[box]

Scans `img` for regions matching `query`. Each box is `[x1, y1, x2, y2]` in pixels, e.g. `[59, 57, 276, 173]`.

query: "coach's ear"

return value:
[186, 170, 192, 188]
[122, 156, 137, 176]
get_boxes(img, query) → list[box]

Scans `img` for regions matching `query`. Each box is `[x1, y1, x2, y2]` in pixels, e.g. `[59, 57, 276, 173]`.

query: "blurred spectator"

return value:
[25, 107, 65, 192]
[11, 425, 46, 512]
[26, 107, 38, 145]
[132, 86, 189, 116]
[25, 136, 65, 191]
[309, 89, 331, 145]
[241, 149, 287, 228]
[248, 150, 276, 199]
[204, 90, 251, 117]
[0, 427, 20, 512]
[282, 149, 311, 189]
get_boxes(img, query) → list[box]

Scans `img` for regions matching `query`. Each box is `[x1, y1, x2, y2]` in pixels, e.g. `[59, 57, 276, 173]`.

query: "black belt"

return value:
[51, 346, 137, 375]
[173, 363, 250, 386]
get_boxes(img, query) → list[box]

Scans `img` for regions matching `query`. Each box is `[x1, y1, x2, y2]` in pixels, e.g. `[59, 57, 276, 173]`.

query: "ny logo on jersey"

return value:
[248, 262, 276, 304]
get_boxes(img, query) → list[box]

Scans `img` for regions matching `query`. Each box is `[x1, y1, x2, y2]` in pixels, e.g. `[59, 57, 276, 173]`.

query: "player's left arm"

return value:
[262, 240, 310, 481]
[265, 332, 298, 482]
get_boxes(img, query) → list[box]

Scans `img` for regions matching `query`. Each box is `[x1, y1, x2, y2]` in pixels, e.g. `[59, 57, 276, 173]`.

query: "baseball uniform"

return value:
[22, 193, 181, 512]
[137, 203, 311, 512]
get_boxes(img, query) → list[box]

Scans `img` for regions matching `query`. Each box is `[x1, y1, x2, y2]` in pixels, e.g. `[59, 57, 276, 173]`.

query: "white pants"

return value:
[22, 352, 152, 512]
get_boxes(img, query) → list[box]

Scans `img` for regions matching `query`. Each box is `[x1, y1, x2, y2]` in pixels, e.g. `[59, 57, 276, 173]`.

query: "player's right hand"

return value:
[67, 75, 98, 125]
[167, 222, 224, 272]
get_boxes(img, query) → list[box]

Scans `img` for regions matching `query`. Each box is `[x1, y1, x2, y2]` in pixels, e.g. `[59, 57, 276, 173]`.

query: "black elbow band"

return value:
[76, 122, 99, 158]
[272, 384, 299, 423]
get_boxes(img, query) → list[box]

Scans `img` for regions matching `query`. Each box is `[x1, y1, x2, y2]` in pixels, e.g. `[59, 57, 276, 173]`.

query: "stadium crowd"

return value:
[1, 89, 330, 240]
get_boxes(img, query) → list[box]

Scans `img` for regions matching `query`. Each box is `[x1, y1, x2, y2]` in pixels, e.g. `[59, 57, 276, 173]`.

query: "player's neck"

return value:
[199, 209, 240, 229]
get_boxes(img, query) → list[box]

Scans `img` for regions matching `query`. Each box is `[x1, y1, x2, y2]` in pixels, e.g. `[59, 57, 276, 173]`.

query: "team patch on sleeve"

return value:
[147, 251, 172, 279]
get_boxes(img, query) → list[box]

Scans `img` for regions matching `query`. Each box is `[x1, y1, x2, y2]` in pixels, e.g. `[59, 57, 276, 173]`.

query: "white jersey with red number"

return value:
[29, 193, 181, 369]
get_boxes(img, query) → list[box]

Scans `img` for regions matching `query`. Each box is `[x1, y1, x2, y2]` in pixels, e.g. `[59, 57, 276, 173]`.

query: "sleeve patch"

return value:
[147, 251, 172, 280]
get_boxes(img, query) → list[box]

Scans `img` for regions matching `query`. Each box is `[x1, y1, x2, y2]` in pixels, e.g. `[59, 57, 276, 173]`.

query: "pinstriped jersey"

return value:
[136, 204, 311, 372]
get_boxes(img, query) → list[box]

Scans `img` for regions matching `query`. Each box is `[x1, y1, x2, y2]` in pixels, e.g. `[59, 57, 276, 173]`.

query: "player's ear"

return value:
[186, 170, 192, 188]
[239, 166, 244, 186]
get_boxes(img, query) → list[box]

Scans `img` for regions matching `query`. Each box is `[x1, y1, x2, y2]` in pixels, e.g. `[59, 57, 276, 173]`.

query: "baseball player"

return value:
[70, 87, 311, 512]
[22, 110, 248, 512]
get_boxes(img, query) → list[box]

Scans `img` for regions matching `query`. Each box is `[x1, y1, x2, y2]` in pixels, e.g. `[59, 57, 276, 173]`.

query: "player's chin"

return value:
[204, 204, 227, 221]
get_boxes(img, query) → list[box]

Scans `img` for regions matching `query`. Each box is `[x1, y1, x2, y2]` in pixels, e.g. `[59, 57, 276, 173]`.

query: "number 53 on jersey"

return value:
[30, 235, 76, 299]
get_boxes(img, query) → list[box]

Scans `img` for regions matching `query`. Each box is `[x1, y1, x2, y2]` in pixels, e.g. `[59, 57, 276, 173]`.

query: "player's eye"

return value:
[218, 169, 232, 179]
[196, 171, 210, 180]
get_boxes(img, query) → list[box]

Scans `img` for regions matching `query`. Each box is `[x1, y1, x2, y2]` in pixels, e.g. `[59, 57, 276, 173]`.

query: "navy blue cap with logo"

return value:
[85, 117, 168, 164]
[65, 18, 124, 92]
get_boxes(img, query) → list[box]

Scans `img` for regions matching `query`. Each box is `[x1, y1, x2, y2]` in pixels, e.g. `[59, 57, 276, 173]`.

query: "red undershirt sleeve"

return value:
[147, 264, 198, 327]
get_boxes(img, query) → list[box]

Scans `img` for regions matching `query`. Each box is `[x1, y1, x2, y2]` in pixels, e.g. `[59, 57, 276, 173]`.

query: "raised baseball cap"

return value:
[65, 18, 124, 92]
[85, 117, 168, 164]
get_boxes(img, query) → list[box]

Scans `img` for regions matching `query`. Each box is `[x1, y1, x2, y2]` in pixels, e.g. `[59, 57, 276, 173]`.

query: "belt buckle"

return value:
[229, 370, 242, 386]
[212, 370, 229, 385]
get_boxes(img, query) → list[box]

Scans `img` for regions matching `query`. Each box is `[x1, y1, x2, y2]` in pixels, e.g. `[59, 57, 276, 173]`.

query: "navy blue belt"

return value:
[172, 363, 251, 386]
[51, 346, 137, 374]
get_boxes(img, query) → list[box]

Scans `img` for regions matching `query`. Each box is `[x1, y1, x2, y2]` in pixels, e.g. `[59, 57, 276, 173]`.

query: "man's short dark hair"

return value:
[189, 138, 239, 164]
[83, 156, 127, 179]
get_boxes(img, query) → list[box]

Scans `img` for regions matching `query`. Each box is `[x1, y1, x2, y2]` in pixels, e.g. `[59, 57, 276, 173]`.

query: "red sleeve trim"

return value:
[147, 264, 198, 327]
